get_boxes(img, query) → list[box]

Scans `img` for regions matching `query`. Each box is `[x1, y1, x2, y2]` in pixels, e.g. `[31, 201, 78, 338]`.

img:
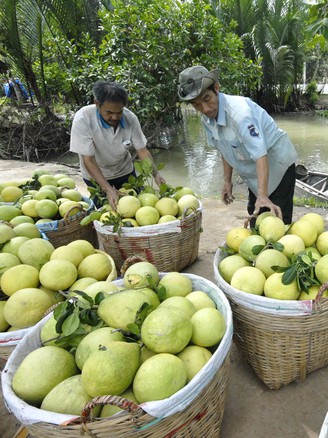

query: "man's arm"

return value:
[221, 156, 235, 205]
[254, 155, 282, 218]
[136, 148, 165, 186]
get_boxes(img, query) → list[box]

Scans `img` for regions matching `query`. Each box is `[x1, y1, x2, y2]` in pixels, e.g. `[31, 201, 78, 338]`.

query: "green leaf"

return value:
[61, 312, 80, 336]
[271, 242, 284, 252]
[127, 322, 141, 336]
[252, 244, 265, 255]
[282, 265, 298, 284]
[156, 284, 167, 301]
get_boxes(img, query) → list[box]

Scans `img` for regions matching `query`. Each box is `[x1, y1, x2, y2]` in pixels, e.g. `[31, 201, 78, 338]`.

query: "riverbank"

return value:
[1, 159, 328, 438]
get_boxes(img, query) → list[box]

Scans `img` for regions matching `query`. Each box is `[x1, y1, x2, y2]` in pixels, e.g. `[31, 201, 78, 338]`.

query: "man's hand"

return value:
[154, 172, 166, 187]
[105, 186, 120, 210]
[221, 182, 235, 205]
[254, 194, 283, 219]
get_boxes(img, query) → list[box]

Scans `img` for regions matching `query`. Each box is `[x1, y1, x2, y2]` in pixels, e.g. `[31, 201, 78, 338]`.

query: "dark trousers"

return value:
[247, 163, 296, 225]
[84, 170, 137, 208]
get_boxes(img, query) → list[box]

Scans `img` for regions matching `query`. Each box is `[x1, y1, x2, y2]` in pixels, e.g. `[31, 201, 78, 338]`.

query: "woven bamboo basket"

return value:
[214, 248, 328, 390]
[36, 197, 98, 249]
[94, 206, 202, 272]
[2, 273, 232, 438]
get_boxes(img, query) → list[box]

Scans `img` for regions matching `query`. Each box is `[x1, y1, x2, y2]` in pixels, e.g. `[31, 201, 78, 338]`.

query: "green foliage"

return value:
[305, 80, 319, 106]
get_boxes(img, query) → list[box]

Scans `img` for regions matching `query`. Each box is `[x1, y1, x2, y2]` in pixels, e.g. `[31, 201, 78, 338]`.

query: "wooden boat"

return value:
[295, 165, 328, 202]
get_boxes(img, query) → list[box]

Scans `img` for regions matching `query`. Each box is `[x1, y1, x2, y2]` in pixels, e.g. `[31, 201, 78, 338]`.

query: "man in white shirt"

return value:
[70, 80, 165, 208]
[178, 66, 298, 224]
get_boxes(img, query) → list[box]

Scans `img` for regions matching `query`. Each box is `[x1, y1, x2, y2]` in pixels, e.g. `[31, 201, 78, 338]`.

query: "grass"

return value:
[293, 196, 328, 209]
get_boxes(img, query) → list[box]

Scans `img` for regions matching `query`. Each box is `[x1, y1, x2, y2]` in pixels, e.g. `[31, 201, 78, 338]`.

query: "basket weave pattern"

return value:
[96, 210, 202, 272]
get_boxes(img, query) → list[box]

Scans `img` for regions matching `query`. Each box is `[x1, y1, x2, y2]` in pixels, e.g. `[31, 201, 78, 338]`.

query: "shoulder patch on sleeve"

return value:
[247, 124, 259, 137]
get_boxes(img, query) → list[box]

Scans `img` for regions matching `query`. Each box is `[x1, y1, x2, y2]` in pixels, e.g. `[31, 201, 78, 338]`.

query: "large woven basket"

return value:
[36, 197, 98, 249]
[94, 207, 202, 272]
[214, 248, 328, 390]
[2, 273, 232, 438]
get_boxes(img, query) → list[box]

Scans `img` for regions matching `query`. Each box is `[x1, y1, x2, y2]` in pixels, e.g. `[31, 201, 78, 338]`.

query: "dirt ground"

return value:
[1, 159, 328, 438]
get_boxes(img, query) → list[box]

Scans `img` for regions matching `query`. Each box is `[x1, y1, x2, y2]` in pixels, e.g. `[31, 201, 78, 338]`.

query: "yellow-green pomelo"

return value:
[141, 306, 192, 354]
[177, 345, 212, 382]
[138, 192, 159, 207]
[61, 189, 83, 202]
[0, 253, 21, 277]
[82, 342, 140, 397]
[1, 264, 40, 296]
[315, 254, 328, 284]
[32, 169, 52, 177]
[135, 206, 160, 226]
[68, 277, 97, 292]
[264, 272, 300, 300]
[67, 239, 95, 258]
[254, 249, 289, 278]
[277, 234, 305, 258]
[9, 215, 35, 226]
[35, 199, 59, 219]
[118, 187, 137, 196]
[316, 231, 328, 256]
[41, 375, 101, 416]
[39, 286, 65, 305]
[238, 235, 266, 262]
[38, 174, 58, 186]
[79, 201, 91, 210]
[21, 199, 39, 218]
[39, 259, 77, 290]
[173, 187, 195, 200]
[56, 197, 70, 206]
[255, 211, 274, 229]
[289, 219, 318, 247]
[75, 327, 124, 370]
[218, 254, 250, 283]
[18, 238, 54, 270]
[158, 215, 177, 223]
[155, 197, 179, 217]
[140, 346, 156, 364]
[158, 272, 193, 299]
[57, 177, 76, 189]
[298, 285, 328, 300]
[0, 223, 15, 244]
[177, 194, 200, 216]
[185, 291, 216, 311]
[58, 200, 81, 218]
[225, 227, 252, 252]
[33, 189, 57, 201]
[123, 261, 159, 289]
[53, 173, 69, 181]
[3, 288, 54, 328]
[116, 196, 141, 218]
[136, 287, 160, 309]
[35, 218, 53, 224]
[39, 184, 61, 197]
[133, 353, 187, 403]
[259, 216, 286, 242]
[122, 218, 139, 227]
[0, 301, 9, 331]
[1, 186, 23, 202]
[190, 308, 226, 347]
[78, 253, 112, 281]
[300, 212, 325, 235]
[12, 346, 78, 406]
[0, 205, 22, 222]
[50, 245, 84, 267]
[304, 246, 322, 261]
[79, 280, 119, 296]
[13, 222, 41, 239]
[97, 289, 156, 331]
[99, 210, 118, 223]
[40, 315, 62, 346]
[100, 388, 138, 417]
[231, 266, 266, 295]
[158, 296, 196, 319]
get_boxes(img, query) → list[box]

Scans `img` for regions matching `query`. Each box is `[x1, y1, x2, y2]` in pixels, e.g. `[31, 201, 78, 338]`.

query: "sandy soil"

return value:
[1, 159, 328, 438]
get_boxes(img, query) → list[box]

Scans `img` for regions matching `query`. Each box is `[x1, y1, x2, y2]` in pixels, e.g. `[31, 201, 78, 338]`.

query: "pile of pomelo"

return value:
[218, 211, 328, 300]
[0, 168, 92, 225]
[0, 231, 116, 332]
[11, 262, 226, 417]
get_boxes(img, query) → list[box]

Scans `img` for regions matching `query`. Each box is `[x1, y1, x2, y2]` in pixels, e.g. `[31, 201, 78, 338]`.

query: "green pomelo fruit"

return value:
[58, 200, 81, 218]
[78, 253, 112, 281]
[40, 315, 62, 347]
[1, 186, 23, 202]
[218, 254, 250, 283]
[82, 342, 140, 397]
[123, 261, 159, 289]
[75, 327, 124, 370]
[39, 185, 61, 197]
[1, 264, 40, 296]
[135, 206, 160, 226]
[18, 238, 55, 270]
[133, 353, 187, 403]
[0, 253, 21, 277]
[9, 215, 35, 226]
[315, 254, 328, 284]
[116, 196, 141, 218]
[0, 205, 22, 222]
[3, 288, 54, 328]
[56, 177, 76, 189]
[97, 289, 156, 331]
[137, 288, 160, 309]
[158, 215, 177, 223]
[141, 306, 192, 354]
[61, 189, 82, 202]
[264, 273, 300, 300]
[173, 187, 195, 201]
[142, 185, 156, 194]
[177, 194, 200, 216]
[33, 189, 57, 202]
[231, 266, 266, 295]
[289, 219, 317, 247]
[226, 227, 252, 252]
[35, 199, 59, 219]
[300, 212, 325, 235]
[254, 249, 289, 278]
[119, 187, 137, 196]
[158, 272, 193, 299]
[140, 346, 156, 364]
[137, 193, 159, 208]
[38, 174, 58, 186]
[13, 223, 41, 239]
[54, 173, 69, 181]
[0, 223, 15, 244]
[277, 234, 306, 258]
[39, 286, 65, 305]
[67, 240, 95, 258]
[254, 211, 274, 229]
[50, 245, 84, 267]
[122, 218, 139, 227]
[259, 216, 286, 242]
[238, 235, 266, 262]
[0, 301, 10, 332]
[185, 291, 216, 311]
[155, 197, 179, 217]
[316, 231, 328, 256]
[20, 199, 39, 218]
[298, 285, 328, 300]
[32, 169, 52, 177]
[100, 388, 138, 417]
[41, 375, 101, 416]
[39, 260, 77, 290]
[78, 280, 119, 298]
[191, 308, 226, 347]
[158, 296, 196, 319]
[12, 346, 78, 406]
[304, 247, 322, 261]
[68, 277, 97, 292]
[177, 345, 212, 382]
